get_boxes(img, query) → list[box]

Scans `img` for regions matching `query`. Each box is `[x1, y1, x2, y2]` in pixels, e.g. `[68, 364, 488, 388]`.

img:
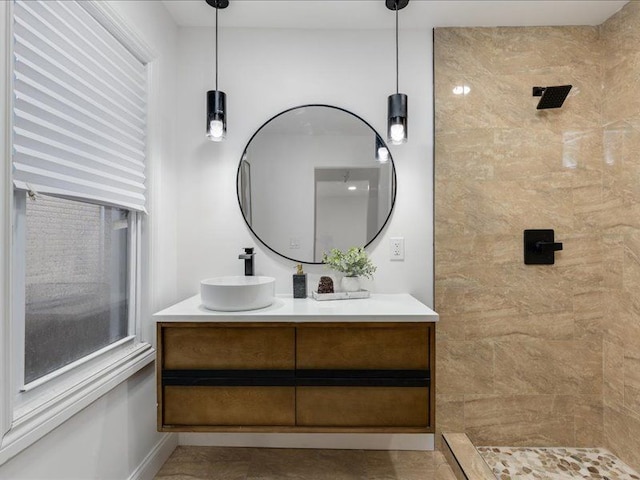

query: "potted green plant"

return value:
[322, 247, 376, 292]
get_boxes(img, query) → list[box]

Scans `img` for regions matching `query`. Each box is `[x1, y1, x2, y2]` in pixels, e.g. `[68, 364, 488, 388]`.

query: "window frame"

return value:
[0, 0, 156, 466]
[12, 192, 142, 412]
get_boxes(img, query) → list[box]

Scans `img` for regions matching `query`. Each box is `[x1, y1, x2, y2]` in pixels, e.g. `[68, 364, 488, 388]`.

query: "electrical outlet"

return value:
[390, 237, 404, 261]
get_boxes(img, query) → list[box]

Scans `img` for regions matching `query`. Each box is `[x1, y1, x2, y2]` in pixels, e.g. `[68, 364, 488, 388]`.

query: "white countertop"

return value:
[153, 293, 438, 323]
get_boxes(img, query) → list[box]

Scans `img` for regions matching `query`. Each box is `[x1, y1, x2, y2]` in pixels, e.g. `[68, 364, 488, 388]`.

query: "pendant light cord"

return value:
[215, 4, 219, 90]
[395, 0, 399, 94]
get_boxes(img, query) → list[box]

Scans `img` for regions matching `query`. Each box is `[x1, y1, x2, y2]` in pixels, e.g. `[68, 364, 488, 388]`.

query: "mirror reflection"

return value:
[237, 105, 396, 264]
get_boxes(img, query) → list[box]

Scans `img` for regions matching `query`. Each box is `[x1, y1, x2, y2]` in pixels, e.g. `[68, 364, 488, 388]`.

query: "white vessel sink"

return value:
[200, 276, 276, 311]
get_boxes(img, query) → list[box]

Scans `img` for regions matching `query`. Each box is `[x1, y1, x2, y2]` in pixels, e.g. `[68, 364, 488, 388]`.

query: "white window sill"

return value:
[0, 342, 155, 466]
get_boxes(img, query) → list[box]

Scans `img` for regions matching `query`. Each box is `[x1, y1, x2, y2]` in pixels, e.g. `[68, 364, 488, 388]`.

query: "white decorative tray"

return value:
[312, 290, 370, 301]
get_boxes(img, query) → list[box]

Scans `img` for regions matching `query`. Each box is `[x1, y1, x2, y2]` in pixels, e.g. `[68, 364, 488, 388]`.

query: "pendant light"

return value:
[386, 0, 409, 145]
[206, 0, 228, 142]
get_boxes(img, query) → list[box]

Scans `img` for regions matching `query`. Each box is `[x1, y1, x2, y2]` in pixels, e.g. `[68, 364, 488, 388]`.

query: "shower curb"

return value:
[442, 433, 496, 480]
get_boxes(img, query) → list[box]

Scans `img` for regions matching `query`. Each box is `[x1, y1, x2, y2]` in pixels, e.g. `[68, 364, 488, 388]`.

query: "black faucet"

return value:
[238, 247, 255, 276]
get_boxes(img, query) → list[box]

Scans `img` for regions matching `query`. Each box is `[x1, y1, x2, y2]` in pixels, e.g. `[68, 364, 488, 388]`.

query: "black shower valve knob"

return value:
[524, 229, 563, 265]
[534, 241, 563, 252]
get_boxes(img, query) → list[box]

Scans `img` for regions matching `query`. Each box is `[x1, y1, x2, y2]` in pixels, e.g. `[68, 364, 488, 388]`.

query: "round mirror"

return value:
[237, 104, 397, 264]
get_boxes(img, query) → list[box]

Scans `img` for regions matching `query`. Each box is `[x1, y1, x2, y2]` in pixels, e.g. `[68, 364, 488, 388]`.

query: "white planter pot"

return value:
[341, 276, 361, 292]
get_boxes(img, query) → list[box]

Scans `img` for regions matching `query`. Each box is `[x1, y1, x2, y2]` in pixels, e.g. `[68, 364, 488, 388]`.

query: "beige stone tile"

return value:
[434, 74, 470, 134]
[461, 74, 536, 130]
[571, 339, 603, 395]
[438, 256, 583, 295]
[593, 200, 640, 235]
[574, 394, 604, 447]
[434, 460, 457, 480]
[573, 289, 604, 343]
[435, 314, 465, 342]
[434, 28, 495, 76]
[436, 394, 465, 434]
[572, 184, 604, 228]
[604, 405, 640, 473]
[434, 14, 640, 454]
[435, 234, 519, 269]
[464, 394, 575, 446]
[435, 137, 496, 182]
[155, 446, 252, 480]
[246, 449, 366, 480]
[433, 181, 469, 237]
[616, 293, 640, 351]
[434, 285, 516, 317]
[602, 125, 640, 204]
[493, 339, 598, 395]
[603, 289, 639, 347]
[564, 129, 605, 178]
[464, 312, 574, 342]
[437, 340, 494, 395]
[603, 53, 640, 124]
[491, 26, 600, 74]
[602, 121, 629, 170]
[602, 235, 624, 290]
[623, 233, 640, 295]
[436, 128, 496, 153]
[490, 127, 564, 180]
[509, 284, 573, 316]
[463, 176, 574, 235]
[603, 340, 625, 409]
[441, 433, 495, 480]
[364, 450, 436, 480]
[601, 1, 640, 68]
[553, 233, 602, 268]
[624, 353, 640, 417]
[492, 340, 557, 394]
[156, 448, 458, 480]
[430, 451, 458, 480]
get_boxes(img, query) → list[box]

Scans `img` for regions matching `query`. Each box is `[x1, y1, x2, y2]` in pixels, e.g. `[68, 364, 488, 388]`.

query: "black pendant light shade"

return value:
[387, 0, 408, 145]
[206, 90, 226, 141]
[388, 93, 407, 145]
[206, 0, 228, 142]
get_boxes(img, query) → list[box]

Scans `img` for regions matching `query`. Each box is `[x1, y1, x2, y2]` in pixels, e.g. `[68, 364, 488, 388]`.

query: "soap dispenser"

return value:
[293, 264, 307, 298]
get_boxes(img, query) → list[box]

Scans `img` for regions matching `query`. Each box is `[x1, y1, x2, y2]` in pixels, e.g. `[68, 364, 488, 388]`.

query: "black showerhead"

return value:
[532, 85, 572, 109]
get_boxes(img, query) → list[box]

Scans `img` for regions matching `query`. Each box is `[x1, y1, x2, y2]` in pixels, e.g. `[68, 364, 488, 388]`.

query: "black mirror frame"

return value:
[236, 103, 398, 264]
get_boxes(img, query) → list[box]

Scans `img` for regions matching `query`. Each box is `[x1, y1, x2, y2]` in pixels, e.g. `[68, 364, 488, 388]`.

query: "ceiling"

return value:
[162, 0, 628, 29]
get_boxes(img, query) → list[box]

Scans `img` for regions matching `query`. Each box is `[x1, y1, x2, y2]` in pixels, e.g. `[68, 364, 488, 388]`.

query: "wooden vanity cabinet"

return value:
[159, 324, 295, 429]
[157, 322, 434, 433]
[295, 324, 431, 429]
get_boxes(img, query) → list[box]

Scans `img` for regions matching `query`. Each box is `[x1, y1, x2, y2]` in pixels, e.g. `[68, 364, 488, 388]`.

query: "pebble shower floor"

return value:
[477, 447, 640, 480]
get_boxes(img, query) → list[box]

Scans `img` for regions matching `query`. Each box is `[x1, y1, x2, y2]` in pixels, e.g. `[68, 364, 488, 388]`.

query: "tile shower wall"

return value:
[435, 3, 640, 471]
[434, 26, 605, 447]
[600, 1, 640, 472]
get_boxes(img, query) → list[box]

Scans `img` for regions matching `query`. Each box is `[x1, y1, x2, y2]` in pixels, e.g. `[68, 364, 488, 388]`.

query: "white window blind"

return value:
[12, 0, 147, 212]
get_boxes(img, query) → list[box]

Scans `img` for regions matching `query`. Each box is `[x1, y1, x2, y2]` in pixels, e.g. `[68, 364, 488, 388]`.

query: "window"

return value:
[24, 195, 129, 384]
[0, 0, 155, 465]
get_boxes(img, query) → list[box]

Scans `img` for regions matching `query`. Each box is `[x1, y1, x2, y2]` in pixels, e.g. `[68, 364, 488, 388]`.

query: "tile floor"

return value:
[477, 446, 640, 480]
[155, 446, 457, 480]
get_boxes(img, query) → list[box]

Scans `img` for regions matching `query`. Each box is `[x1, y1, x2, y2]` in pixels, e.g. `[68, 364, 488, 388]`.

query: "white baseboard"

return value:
[128, 433, 178, 480]
[178, 433, 434, 451]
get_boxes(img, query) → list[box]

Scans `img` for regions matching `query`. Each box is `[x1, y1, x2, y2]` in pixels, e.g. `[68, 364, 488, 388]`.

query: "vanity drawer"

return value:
[296, 325, 430, 370]
[161, 326, 295, 370]
[163, 386, 295, 426]
[296, 386, 429, 428]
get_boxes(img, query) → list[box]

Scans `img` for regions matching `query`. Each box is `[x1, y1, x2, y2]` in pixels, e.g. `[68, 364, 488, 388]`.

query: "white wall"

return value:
[0, 365, 168, 480]
[0, 1, 180, 478]
[176, 27, 434, 305]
